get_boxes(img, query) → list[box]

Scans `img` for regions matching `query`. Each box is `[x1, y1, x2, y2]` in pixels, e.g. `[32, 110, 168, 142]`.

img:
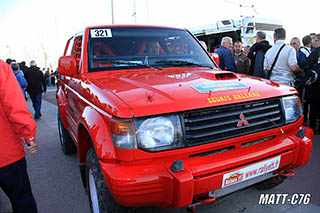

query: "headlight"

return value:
[135, 114, 183, 151]
[281, 95, 303, 124]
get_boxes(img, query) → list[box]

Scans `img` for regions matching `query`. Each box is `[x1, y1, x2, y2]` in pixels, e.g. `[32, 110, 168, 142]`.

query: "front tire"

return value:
[57, 111, 77, 154]
[86, 148, 129, 213]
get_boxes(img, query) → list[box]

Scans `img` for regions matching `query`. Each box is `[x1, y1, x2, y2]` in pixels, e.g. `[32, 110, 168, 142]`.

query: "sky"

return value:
[1, 0, 320, 69]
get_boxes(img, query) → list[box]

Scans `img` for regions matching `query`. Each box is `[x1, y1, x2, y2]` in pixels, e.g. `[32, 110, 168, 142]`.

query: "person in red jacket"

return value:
[0, 59, 38, 212]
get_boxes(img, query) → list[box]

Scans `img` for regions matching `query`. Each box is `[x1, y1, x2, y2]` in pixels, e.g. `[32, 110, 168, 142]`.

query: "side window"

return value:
[71, 36, 83, 61]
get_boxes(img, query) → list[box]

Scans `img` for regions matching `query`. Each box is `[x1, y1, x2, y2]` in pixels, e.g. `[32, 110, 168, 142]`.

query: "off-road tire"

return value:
[57, 111, 77, 154]
[86, 148, 130, 213]
[254, 175, 287, 190]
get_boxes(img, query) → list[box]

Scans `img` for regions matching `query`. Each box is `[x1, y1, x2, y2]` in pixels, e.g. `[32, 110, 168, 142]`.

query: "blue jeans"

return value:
[0, 158, 37, 213]
[29, 93, 42, 119]
[46, 78, 51, 86]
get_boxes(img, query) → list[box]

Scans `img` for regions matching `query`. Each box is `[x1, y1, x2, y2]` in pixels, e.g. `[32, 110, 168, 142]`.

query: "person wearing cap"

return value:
[0, 59, 38, 212]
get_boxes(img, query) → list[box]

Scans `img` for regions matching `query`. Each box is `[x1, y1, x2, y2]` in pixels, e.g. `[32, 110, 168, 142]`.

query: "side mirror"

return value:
[209, 53, 219, 67]
[58, 56, 78, 76]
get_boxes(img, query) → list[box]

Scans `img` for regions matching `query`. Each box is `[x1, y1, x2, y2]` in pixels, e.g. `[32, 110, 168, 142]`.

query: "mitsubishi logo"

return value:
[237, 112, 249, 127]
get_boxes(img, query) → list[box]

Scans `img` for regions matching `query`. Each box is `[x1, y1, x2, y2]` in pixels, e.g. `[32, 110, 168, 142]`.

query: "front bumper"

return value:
[99, 126, 313, 209]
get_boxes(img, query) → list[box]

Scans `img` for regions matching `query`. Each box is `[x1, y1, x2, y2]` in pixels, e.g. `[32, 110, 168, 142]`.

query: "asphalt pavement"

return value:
[0, 86, 320, 213]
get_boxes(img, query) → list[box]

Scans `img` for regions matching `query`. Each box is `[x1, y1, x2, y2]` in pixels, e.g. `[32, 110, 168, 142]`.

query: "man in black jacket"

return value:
[300, 34, 320, 133]
[248, 31, 272, 78]
[24, 60, 46, 120]
[19, 61, 29, 76]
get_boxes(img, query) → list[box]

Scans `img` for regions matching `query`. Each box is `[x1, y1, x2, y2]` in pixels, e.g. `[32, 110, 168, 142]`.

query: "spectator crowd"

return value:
[4, 59, 55, 120]
[213, 28, 320, 134]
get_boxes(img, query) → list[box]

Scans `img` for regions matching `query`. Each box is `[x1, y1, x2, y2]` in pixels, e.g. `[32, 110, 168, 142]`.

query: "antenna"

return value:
[132, 0, 137, 24]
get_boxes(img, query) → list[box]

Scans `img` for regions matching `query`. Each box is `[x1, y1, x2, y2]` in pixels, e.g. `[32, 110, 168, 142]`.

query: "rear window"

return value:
[87, 27, 216, 72]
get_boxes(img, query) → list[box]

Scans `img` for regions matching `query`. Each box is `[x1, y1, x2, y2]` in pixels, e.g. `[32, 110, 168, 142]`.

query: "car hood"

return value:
[89, 68, 297, 117]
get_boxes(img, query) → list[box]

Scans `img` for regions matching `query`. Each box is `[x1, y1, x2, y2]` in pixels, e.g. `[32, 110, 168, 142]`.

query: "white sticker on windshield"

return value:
[90, 29, 112, 38]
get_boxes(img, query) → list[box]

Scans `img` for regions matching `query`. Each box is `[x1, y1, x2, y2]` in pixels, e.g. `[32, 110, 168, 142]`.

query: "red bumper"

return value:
[99, 126, 313, 209]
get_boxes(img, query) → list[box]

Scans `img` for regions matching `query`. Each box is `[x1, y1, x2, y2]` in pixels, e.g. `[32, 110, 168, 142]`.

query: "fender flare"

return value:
[77, 106, 117, 164]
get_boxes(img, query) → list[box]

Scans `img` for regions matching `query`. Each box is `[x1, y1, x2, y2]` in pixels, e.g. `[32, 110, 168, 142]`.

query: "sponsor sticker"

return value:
[222, 156, 281, 188]
[192, 81, 248, 93]
[207, 91, 261, 104]
[90, 29, 112, 38]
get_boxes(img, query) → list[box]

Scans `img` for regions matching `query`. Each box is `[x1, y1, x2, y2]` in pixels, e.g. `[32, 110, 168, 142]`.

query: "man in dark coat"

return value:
[19, 61, 29, 76]
[300, 34, 320, 133]
[24, 60, 46, 120]
[248, 31, 271, 78]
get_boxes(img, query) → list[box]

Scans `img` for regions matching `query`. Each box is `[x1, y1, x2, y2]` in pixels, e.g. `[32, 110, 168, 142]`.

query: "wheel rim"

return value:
[89, 168, 100, 213]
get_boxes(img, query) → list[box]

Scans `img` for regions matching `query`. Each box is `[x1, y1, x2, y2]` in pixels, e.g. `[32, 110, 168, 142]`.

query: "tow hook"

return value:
[186, 196, 216, 213]
[274, 169, 295, 177]
[199, 197, 216, 203]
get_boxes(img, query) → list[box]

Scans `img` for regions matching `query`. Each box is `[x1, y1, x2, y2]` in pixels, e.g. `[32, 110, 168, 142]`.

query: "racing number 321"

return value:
[90, 29, 112, 38]
[94, 29, 109, 37]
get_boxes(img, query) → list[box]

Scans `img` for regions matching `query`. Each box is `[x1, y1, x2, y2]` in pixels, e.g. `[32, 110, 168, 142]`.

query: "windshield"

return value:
[87, 27, 216, 72]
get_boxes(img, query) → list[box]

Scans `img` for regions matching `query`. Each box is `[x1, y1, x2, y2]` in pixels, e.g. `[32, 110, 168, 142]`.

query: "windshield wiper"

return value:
[155, 60, 213, 69]
[105, 60, 162, 70]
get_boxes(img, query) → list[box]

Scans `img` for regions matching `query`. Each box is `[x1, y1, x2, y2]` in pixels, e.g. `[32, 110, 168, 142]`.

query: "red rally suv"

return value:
[57, 25, 314, 212]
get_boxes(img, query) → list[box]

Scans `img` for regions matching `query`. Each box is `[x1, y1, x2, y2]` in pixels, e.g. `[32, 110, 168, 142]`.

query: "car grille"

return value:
[182, 98, 284, 146]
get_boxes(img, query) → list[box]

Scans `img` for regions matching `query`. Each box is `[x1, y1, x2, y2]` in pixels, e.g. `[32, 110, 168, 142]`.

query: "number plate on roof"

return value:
[90, 29, 112, 38]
